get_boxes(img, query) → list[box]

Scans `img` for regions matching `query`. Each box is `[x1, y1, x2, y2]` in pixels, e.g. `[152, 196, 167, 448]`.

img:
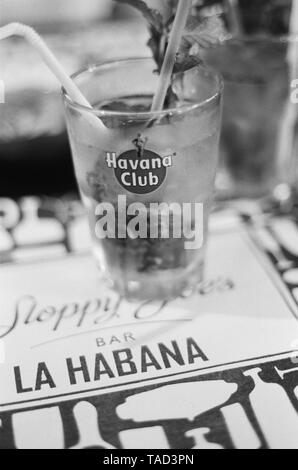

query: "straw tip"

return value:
[0, 22, 27, 40]
[2, 21, 35, 34]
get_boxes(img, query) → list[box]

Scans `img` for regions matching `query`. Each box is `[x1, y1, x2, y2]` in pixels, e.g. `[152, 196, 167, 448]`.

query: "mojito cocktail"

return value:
[64, 58, 223, 300]
[206, 36, 290, 200]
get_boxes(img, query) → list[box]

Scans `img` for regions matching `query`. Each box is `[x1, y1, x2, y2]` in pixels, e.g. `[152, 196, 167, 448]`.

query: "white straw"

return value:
[0, 23, 92, 106]
[277, 1, 298, 186]
[151, 0, 193, 112]
[0, 23, 105, 131]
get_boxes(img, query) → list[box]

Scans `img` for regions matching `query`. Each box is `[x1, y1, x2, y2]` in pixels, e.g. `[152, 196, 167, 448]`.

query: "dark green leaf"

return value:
[184, 14, 228, 48]
[175, 15, 227, 73]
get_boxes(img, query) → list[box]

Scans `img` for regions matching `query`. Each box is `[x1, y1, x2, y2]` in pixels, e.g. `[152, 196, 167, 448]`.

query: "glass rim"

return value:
[225, 32, 298, 44]
[62, 57, 224, 118]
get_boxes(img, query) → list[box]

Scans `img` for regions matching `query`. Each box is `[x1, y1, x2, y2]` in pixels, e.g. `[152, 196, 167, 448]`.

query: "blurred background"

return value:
[0, 0, 295, 199]
[0, 0, 158, 197]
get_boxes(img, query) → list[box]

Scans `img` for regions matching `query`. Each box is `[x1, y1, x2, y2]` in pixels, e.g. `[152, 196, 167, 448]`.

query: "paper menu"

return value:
[1, 215, 298, 449]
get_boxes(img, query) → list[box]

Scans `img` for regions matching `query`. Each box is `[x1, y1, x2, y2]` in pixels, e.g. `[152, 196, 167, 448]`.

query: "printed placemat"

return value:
[1, 197, 298, 449]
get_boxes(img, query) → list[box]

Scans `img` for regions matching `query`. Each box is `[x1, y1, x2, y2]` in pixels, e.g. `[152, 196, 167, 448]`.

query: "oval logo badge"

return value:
[105, 135, 174, 195]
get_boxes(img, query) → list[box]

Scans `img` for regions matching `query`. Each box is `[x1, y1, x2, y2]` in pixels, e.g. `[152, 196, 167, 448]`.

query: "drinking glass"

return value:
[63, 58, 223, 300]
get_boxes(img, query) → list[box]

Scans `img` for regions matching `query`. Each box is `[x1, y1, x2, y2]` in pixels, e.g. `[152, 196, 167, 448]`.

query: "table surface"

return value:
[0, 196, 298, 449]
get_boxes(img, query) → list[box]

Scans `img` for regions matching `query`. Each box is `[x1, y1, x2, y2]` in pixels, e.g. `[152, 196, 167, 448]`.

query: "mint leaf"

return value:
[185, 14, 227, 52]
[175, 15, 227, 72]
[147, 27, 167, 72]
[113, 0, 166, 72]
[113, 0, 227, 105]
[113, 0, 164, 32]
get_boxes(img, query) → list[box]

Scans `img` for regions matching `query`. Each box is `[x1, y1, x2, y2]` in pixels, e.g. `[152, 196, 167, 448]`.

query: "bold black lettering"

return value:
[113, 349, 137, 376]
[94, 353, 115, 380]
[187, 338, 208, 363]
[141, 346, 162, 373]
[66, 356, 90, 385]
[14, 366, 33, 394]
[35, 362, 56, 390]
[159, 341, 185, 368]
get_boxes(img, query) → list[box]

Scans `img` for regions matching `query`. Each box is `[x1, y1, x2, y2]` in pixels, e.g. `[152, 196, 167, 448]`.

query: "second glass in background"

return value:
[205, 36, 294, 201]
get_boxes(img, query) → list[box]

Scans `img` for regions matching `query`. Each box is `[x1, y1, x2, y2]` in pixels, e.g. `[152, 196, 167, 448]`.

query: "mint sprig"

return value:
[113, 0, 227, 102]
[175, 14, 227, 72]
